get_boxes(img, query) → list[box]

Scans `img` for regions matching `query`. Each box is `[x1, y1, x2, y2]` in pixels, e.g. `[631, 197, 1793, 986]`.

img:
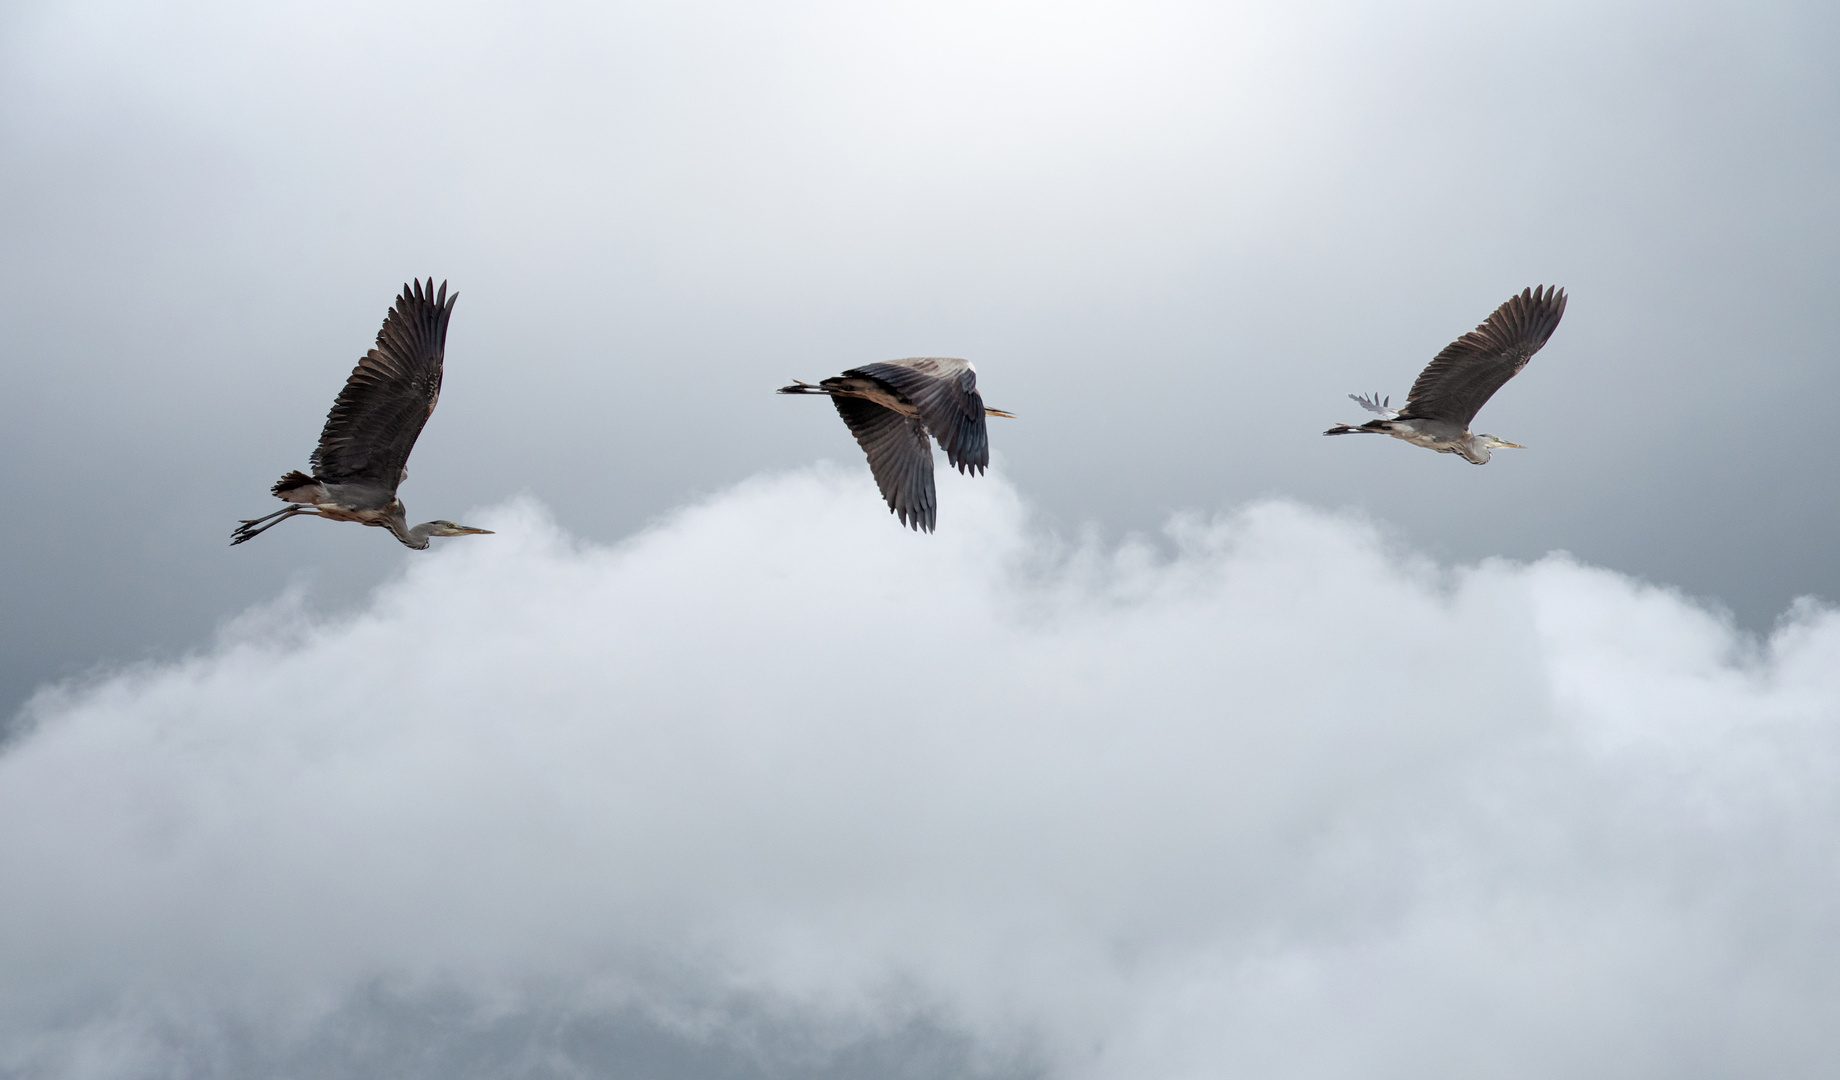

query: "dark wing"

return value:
[831, 396, 937, 532]
[846, 358, 991, 474]
[309, 279, 456, 489]
[1401, 286, 1566, 427]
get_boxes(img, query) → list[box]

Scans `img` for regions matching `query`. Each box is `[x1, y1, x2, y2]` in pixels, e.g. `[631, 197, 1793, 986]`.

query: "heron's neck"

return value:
[385, 517, 434, 549]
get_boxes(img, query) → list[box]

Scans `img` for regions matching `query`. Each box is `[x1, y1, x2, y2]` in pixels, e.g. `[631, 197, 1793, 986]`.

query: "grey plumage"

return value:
[1324, 286, 1567, 464]
[830, 396, 937, 531]
[778, 357, 1014, 532]
[231, 279, 493, 549]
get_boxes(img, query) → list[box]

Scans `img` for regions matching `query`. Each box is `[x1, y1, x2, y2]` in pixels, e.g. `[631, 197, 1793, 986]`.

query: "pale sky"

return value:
[2, 0, 1838, 1075]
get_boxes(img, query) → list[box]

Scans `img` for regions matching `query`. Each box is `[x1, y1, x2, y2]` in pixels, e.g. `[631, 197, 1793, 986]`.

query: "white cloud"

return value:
[3, 467, 1838, 1077]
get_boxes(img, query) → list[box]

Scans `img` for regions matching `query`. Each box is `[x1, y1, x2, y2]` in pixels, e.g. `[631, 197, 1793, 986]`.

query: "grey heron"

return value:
[231, 279, 494, 549]
[1324, 285, 1567, 464]
[778, 357, 1015, 532]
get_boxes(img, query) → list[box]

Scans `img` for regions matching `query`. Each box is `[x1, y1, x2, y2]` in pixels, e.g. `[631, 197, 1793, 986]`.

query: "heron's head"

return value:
[428, 520, 494, 537]
[1479, 435, 1525, 450]
[985, 408, 1017, 419]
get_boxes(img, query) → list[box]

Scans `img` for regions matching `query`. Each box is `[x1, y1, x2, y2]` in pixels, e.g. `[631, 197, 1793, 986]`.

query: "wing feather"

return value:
[1401, 286, 1566, 427]
[846, 358, 991, 473]
[309, 279, 456, 488]
[831, 396, 937, 532]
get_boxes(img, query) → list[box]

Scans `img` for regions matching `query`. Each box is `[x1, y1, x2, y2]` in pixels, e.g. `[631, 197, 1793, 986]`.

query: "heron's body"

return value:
[778, 357, 1013, 533]
[1344, 416, 1503, 465]
[819, 376, 923, 418]
[1324, 286, 1567, 464]
[271, 475, 394, 518]
[231, 279, 492, 549]
[260, 472, 448, 548]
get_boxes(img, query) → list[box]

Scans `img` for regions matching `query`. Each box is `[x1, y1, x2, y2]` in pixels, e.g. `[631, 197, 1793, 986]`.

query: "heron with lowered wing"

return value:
[779, 357, 1014, 533]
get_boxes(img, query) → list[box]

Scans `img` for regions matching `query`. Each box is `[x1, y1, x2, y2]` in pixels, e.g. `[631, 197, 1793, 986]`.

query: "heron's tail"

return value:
[271, 470, 317, 495]
[776, 380, 832, 395]
[1323, 421, 1393, 436]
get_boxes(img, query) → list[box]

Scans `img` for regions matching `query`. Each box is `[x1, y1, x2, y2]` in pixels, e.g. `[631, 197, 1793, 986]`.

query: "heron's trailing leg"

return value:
[236, 505, 302, 528]
[230, 506, 317, 545]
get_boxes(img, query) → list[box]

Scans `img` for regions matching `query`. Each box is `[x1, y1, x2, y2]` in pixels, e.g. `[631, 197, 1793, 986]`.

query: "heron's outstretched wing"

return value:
[1401, 286, 1566, 428]
[846, 358, 991, 474]
[1350, 393, 1397, 417]
[309, 279, 456, 489]
[831, 396, 937, 532]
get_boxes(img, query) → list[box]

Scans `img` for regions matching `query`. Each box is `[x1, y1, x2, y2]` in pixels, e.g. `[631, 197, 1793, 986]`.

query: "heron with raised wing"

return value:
[1325, 285, 1567, 464]
[231, 279, 493, 548]
[778, 357, 1015, 533]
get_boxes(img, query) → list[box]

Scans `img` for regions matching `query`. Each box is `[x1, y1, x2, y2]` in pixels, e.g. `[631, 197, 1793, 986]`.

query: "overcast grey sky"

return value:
[2, 0, 1839, 1075]
[1, 0, 1836, 713]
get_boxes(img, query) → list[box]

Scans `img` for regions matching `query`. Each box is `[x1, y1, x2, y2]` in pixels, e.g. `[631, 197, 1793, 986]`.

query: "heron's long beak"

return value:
[986, 408, 1017, 419]
[457, 527, 495, 535]
[1502, 442, 1526, 449]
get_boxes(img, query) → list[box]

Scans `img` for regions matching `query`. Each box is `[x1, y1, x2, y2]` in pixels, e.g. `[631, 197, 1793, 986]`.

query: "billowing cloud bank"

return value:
[4, 468, 1839, 1078]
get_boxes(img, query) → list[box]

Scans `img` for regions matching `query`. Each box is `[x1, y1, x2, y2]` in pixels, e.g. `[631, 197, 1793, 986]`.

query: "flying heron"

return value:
[1324, 285, 1567, 464]
[778, 357, 1015, 532]
[231, 279, 493, 549]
